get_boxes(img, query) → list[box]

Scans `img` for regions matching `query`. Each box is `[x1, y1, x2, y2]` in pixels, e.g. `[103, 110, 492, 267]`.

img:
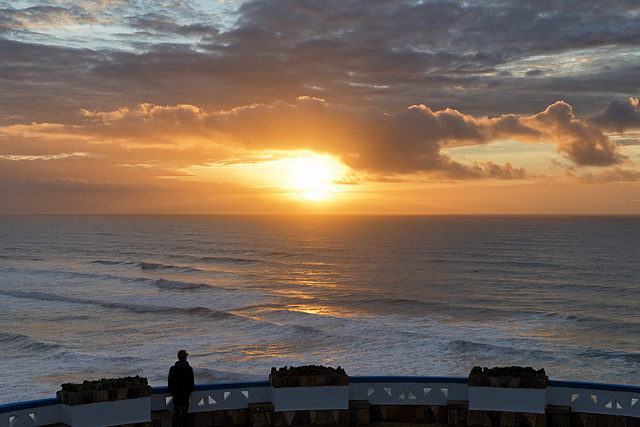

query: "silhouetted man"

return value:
[168, 349, 195, 427]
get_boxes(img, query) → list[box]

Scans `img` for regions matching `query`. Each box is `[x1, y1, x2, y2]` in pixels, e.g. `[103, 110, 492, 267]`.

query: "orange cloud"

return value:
[522, 102, 625, 166]
[78, 98, 626, 171]
[575, 167, 640, 184]
[0, 98, 630, 183]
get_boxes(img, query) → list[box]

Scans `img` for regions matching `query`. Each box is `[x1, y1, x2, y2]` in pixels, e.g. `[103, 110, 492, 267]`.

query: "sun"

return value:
[287, 155, 347, 200]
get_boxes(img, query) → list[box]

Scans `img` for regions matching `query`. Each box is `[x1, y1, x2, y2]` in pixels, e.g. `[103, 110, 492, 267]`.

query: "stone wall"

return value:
[57, 376, 151, 405]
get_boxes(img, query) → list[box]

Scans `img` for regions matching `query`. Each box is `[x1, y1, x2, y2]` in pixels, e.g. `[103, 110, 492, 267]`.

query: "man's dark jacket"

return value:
[168, 361, 195, 397]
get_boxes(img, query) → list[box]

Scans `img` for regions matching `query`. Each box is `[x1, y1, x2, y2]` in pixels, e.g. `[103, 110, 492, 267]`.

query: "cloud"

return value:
[589, 98, 640, 132]
[470, 162, 528, 180]
[2, 1, 638, 213]
[127, 13, 219, 38]
[1, 98, 627, 183]
[2, 0, 640, 127]
[0, 152, 91, 161]
[207, 98, 624, 170]
[575, 167, 640, 184]
[16, 177, 151, 193]
[523, 102, 625, 166]
[0, 5, 100, 30]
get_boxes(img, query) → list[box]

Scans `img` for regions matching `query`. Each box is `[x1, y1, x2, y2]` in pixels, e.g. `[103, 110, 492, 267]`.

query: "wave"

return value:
[446, 339, 566, 365]
[449, 339, 519, 355]
[90, 259, 204, 272]
[244, 308, 355, 339]
[527, 312, 578, 321]
[139, 262, 201, 272]
[0, 290, 328, 341]
[42, 349, 141, 369]
[266, 251, 296, 257]
[90, 260, 134, 266]
[0, 289, 240, 321]
[191, 367, 265, 385]
[0, 332, 61, 354]
[9, 267, 137, 285]
[183, 307, 240, 320]
[0, 264, 160, 289]
[323, 294, 473, 318]
[200, 256, 263, 264]
[445, 339, 640, 371]
[0, 254, 44, 261]
[427, 256, 566, 272]
[331, 292, 590, 325]
[363, 296, 442, 310]
[578, 348, 640, 364]
[231, 302, 288, 312]
[153, 278, 210, 291]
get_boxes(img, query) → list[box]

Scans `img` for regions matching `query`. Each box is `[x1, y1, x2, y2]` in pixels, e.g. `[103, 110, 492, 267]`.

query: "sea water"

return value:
[0, 215, 638, 404]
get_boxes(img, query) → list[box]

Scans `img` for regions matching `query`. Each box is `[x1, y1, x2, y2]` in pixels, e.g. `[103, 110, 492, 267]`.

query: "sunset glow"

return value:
[287, 156, 349, 201]
[1, 1, 639, 214]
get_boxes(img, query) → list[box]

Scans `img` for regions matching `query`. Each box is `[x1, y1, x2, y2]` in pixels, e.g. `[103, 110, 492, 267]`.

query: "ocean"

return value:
[0, 215, 638, 405]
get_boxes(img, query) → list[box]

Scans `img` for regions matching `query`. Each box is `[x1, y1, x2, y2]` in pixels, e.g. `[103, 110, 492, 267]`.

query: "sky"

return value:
[1, 0, 640, 214]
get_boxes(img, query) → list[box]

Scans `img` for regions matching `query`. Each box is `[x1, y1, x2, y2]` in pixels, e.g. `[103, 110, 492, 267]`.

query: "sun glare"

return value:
[287, 155, 347, 201]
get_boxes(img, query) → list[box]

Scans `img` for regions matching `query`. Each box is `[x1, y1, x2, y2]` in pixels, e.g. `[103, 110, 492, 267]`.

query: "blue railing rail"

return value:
[0, 398, 59, 414]
[350, 376, 468, 384]
[152, 380, 270, 394]
[548, 380, 640, 393]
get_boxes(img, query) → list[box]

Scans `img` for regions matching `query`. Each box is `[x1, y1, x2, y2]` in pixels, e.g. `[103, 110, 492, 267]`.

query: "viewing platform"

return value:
[1, 366, 639, 427]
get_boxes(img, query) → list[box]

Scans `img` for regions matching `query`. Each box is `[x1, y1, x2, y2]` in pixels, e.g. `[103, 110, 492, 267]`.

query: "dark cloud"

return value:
[524, 102, 625, 166]
[525, 69, 546, 77]
[589, 98, 640, 132]
[127, 13, 219, 38]
[1, 0, 639, 126]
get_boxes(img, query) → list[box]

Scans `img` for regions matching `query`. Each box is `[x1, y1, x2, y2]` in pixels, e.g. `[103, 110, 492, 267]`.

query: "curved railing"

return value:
[349, 376, 469, 405]
[1, 376, 639, 426]
[0, 398, 60, 427]
[547, 380, 640, 417]
[151, 380, 271, 413]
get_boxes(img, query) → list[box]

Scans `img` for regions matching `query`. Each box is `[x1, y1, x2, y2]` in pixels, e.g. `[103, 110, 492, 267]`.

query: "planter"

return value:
[269, 365, 349, 411]
[468, 366, 548, 414]
[57, 376, 152, 426]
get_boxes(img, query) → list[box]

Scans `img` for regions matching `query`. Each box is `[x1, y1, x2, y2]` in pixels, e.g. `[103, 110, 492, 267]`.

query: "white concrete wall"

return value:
[0, 402, 60, 427]
[349, 381, 469, 406]
[469, 386, 547, 413]
[60, 397, 150, 427]
[271, 385, 349, 411]
[547, 384, 640, 417]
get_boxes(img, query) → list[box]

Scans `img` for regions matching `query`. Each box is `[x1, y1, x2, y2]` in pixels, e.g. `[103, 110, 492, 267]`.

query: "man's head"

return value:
[177, 349, 188, 361]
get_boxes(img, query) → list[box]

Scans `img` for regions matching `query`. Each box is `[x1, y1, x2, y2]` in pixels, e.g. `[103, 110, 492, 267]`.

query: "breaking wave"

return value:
[153, 278, 210, 291]
[0, 289, 240, 321]
[0, 332, 61, 354]
[139, 262, 201, 272]
[200, 256, 263, 264]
